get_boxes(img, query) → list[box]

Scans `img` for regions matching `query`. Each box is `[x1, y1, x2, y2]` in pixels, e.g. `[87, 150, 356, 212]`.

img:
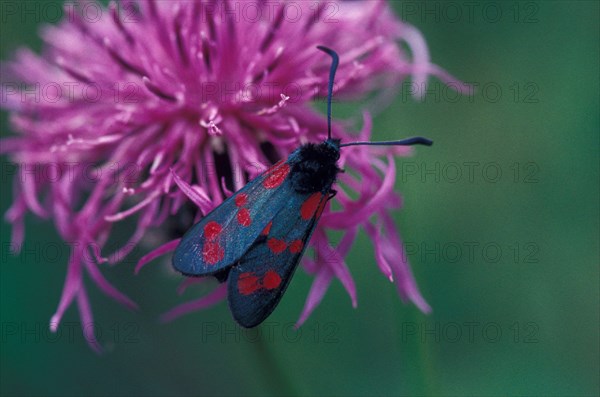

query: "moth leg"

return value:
[213, 268, 231, 283]
[328, 190, 337, 201]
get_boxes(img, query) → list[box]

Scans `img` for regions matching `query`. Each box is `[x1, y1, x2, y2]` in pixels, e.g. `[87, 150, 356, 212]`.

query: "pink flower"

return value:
[0, 0, 468, 350]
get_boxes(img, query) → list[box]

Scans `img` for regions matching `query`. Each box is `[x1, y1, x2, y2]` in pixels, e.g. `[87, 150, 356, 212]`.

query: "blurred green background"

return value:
[1, 1, 598, 396]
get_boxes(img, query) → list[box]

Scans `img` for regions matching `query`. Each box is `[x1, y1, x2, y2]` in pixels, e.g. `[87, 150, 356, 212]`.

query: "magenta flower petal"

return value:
[83, 256, 138, 310]
[399, 25, 431, 100]
[135, 238, 180, 274]
[21, 168, 48, 218]
[104, 191, 161, 223]
[5, 185, 27, 250]
[297, 225, 359, 326]
[76, 286, 102, 353]
[364, 222, 395, 282]
[311, 229, 357, 307]
[296, 267, 334, 328]
[160, 284, 228, 323]
[171, 169, 213, 214]
[381, 213, 432, 313]
[176, 277, 208, 296]
[49, 245, 83, 331]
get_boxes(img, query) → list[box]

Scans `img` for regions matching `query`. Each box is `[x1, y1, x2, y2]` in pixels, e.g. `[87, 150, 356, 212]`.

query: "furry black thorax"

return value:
[289, 139, 341, 193]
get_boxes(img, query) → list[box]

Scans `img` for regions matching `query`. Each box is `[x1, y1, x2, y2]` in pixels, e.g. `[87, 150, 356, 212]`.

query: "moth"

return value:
[173, 46, 432, 327]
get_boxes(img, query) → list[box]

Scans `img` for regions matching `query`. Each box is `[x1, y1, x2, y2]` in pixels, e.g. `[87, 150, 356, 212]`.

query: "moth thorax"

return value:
[290, 141, 340, 193]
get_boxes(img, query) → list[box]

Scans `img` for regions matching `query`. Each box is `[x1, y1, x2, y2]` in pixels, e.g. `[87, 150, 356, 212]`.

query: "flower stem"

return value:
[416, 313, 438, 396]
[253, 327, 296, 395]
[394, 296, 439, 396]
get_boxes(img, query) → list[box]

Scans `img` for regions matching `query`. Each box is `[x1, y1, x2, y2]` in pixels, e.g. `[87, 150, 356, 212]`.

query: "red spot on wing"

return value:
[263, 162, 290, 189]
[267, 238, 287, 254]
[235, 193, 248, 207]
[237, 208, 251, 226]
[204, 221, 222, 240]
[261, 221, 273, 236]
[238, 272, 261, 295]
[263, 270, 282, 290]
[289, 239, 304, 254]
[202, 241, 224, 265]
[301, 193, 323, 220]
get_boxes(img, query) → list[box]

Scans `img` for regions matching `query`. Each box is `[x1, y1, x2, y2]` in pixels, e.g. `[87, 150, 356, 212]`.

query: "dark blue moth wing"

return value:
[173, 160, 294, 276]
[227, 190, 330, 328]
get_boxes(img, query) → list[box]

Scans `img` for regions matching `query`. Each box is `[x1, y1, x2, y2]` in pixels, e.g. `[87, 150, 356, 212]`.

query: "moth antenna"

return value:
[316, 47, 432, 149]
[316, 46, 339, 140]
[339, 137, 434, 148]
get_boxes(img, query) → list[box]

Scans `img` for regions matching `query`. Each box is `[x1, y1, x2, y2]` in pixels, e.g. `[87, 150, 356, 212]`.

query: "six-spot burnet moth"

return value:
[173, 46, 433, 328]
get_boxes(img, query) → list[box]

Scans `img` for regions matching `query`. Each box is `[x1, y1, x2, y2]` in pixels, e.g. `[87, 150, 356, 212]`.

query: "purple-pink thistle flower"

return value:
[1, 0, 468, 350]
